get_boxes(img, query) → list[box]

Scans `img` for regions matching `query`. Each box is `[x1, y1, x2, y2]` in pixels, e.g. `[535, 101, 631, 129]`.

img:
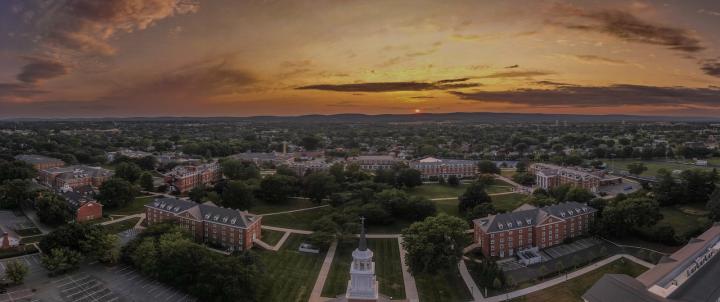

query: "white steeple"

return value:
[346, 217, 379, 301]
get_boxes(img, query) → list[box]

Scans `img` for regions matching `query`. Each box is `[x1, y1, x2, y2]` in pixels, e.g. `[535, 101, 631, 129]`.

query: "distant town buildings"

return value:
[106, 149, 152, 161]
[145, 197, 262, 252]
[409, 157, 477, 180]
[14, 154, 65, 170]
[39, 165, 113, 190]
[583, 224, 720, 302]
[473, 202, 596, 258]
[164, 162, 221, 193]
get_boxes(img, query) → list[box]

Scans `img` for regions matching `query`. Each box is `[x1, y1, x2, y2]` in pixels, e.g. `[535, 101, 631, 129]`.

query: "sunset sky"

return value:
[1, 0, 720, 117]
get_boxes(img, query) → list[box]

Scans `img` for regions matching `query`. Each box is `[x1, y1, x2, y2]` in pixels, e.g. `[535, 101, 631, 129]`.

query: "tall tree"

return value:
[35, 194, 73, 226]
[600, 197, 662, 237]
[303, 172, 338, 203]
[115, 162, 142, 183]
[258, 174, 298, 203]
[626, 162, 648, 175]
[221, 180, 255, 210]
[0, 179, 32, 209]
[707, 188, 720, 221]
[139, 172, 154, 191]
[221, 159, 260, 180]
[401, 214, 468, 273]
[97, 178, 138, 209]
[3, 260, 28, 284]
[458, 181, 491, 215]
[477, 160, 500, 174]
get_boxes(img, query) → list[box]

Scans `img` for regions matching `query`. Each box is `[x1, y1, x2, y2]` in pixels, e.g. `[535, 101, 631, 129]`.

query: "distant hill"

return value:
[2, 112, 720, 123]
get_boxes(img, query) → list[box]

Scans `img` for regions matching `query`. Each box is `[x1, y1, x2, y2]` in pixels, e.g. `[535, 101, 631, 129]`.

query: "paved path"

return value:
[309, 240, 338, 302]
[259, 204, 329, 216]
[20, 207, 52, 234]
[397, 237, 420, 302]
[458, 253, 655, 302]
[261, 225, 313, 234]
[100, 213, 145, 226]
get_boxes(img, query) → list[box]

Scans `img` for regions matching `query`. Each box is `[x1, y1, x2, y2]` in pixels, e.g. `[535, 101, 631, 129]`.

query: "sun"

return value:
[414, 109, 421, 113]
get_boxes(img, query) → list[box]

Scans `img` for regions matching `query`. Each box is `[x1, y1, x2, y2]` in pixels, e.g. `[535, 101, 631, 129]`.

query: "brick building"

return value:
[39, 165, 113, 190]
[15, 154, 65, 170]
[348, 155, 402, 171]
[409, 157, 477, 180]
[164, 162, 221, 193]
[530, 163, 603, 193]
[57, 186, 103, 222]
[473, 202, 596, 258]
[145, 198, 261, 251]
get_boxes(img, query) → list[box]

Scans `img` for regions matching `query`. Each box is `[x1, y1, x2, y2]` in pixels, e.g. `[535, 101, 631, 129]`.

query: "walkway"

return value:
[259, 204, 330, 216]
[456, 253, 654, 302]
[309, 240, 338, 302]
[397, 237, 420, 302]
[100, 213, 145, 226]
[261, 225, 313, 234]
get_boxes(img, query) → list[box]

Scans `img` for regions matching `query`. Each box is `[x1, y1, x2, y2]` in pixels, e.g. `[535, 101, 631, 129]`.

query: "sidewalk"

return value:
[397, 237, 419, 302]
[309, 240, 338, 302]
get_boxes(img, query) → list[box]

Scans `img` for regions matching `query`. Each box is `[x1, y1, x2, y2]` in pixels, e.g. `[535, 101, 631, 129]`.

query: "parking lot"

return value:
[0, 254, 44, 280]
[87, 265, 195, 302]
[53, 274, 121, 302]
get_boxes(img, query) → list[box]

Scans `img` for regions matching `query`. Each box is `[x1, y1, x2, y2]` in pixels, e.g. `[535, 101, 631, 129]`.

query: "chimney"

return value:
[1, 232, 9, 249]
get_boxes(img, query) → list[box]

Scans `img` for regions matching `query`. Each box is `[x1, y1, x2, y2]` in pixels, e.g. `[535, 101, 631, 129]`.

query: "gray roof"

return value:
[57, 190, 96, 209]
[583, 274, 668, 302]
[474, 201, 596, 233]
[15, 154, 64, 165]
[146, 198, 258, 228]
[147, 197, 198, 213]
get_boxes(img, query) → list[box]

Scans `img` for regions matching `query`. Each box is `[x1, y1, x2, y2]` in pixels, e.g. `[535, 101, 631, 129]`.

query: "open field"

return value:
[415, 266, 472, 302]
[637, 205, 710, 240]
[256, 234, 326, 302]
[322, 238, 406, 299]
[252, 198, 320, 214]
[509, 259, 648, 302]
[604, 159, 715, 177]
[102, 217, 141, 234]
[492, 193, 527, 212]
[106, 195, 154, 216]
[408, 182, 513, 199]
[261, 229, 285, 246]
[260, 206, 333, 230]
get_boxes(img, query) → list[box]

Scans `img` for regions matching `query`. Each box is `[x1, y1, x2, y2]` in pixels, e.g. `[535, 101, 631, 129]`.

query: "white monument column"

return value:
[346, 217, 379, 302]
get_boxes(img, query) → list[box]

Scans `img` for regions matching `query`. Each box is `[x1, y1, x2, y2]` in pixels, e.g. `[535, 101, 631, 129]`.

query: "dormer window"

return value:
[498, 223, 503, 230]
[204, 214, 211, 219]
[222, 217, 228, 223]
[231, 218, 237, 224]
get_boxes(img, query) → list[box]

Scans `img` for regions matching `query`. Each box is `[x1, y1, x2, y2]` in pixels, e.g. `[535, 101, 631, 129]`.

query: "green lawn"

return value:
[491, 193, 527, 212]
[106, 195, 154, 216]
[14, 227, 41, 237]
[102, 217, 141, 234]
[256, 234, 326, 302]
[261, 229, 285, 246]
[434, 198, 462, 217]
[636, 206, 710, 239]
[408, 183, 513, 199]
[604, 159, 714, 177]
[251, 198, 320, 214]
[501, 169, 517, 178]
[260, 206, 333, 230]
[510, 259, 648, 302]
[322, 238, 406, 299]
[415, 266, 473, 302]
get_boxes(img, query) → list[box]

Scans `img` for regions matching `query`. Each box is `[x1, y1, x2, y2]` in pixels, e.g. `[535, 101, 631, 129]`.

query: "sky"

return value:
[1, 0, 720, 118]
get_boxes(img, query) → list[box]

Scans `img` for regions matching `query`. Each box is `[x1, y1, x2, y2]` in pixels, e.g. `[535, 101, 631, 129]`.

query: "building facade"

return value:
[15, 154, 65, 170]
[348, 155, 401, 171]
[164, 162, 221, 193]
[409, 157, 477, 180]
[530, 163, 602, 193]
[57, 187, 103, 222]
[145, 198, 261, 251]
[473, 202, 596, 258]
[39, 165, 113, 190]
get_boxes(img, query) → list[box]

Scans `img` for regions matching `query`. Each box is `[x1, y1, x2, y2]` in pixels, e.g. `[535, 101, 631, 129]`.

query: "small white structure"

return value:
[517, 247, 542, 266]
[299, 243, 320, 254]
[346, 218, 379, 302]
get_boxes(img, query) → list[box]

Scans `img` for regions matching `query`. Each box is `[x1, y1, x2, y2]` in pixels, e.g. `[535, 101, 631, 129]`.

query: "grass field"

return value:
[261, 229, 285, 246]
[636, 205, 710, 239]
[102, 217, 141, 234]
[510, 259, 648, 302]
[260, 206, 333, 230]
[491, 193, 527, 212]
[106, 195, 154, 216]
[415, 266, 472, 302]
[256, 234, 326, 302]
[501, 169, 517, 178]
[408, 183, 513, 199]
[322, 238, 406, 299]
[433, 198, 462, 217]
[252, 198, 320, 214]
[604, 159, 714, 177]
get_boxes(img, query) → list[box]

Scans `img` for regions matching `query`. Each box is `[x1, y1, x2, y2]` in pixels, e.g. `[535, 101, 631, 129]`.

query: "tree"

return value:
[35, 194, 73, 226]
[627, 162, 647, 175]
[653, 169, 682, 206]
[466, 203, 496, 221]
[401, 214, 468, 273]
[512, 172, 535, 186]
[188, 184, 207, 202]
[42, 247, 82, 276]
[458, 181, 491, 215]
[115, 162, 142, 183]
[136, 155, 158, 171]
[707, 188, 720, 221]
[221, 159, 260, 180]
[0, 179, 32, 209]
[97, 178, 137, 209]
[565, 187, 595, 203]
[447, 175, 460, 187]
[3, 260, 28, 284]
[0, 160, 35, 183]
[258, 174, 299, 203]
[221, 180, 255, 210]
[397, 168, 422, 188]
[303, 172, 338, 203]
[477, 160, 500, 174]
[516, 161, 528, 172]
[139, 172, 154, 191]
[600, 197, 662, 237]
[300, 136, 322, 150]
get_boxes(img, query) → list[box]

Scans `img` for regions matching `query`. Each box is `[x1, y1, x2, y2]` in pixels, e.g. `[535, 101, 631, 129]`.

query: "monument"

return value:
[346, 217, 379, 302]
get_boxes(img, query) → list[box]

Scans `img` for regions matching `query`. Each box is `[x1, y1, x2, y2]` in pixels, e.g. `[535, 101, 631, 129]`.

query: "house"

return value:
[409, 157, 477, 180]
[473, 202, 596, 258]
[38, 165, 113, 190]
[14, 154, 65, 170]
[145, 197, 262, 251]
[164, 162, 221, 193]
[583, 224, 720, 302]
[57, 185, 103, 222]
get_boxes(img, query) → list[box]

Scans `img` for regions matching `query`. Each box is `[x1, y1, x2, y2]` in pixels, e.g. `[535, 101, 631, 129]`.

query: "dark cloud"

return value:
[479, 71, 553, 79]
[409, 96, 436, 99]
[0, 83, 48, 98]
[296, 78, 480, 92]
[16, 57, 69, 83]
[504, 64, 519, 69]
[553, 6, 703, 53]
[535, 80, 577, 87]
[700, 58, 720, 77]
[450, 84, 720, 108]
[572, 55, 626, 65]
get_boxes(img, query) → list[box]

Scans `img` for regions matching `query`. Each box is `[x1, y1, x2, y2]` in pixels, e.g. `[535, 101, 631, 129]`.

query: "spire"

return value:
[359, 216, 367, 251]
